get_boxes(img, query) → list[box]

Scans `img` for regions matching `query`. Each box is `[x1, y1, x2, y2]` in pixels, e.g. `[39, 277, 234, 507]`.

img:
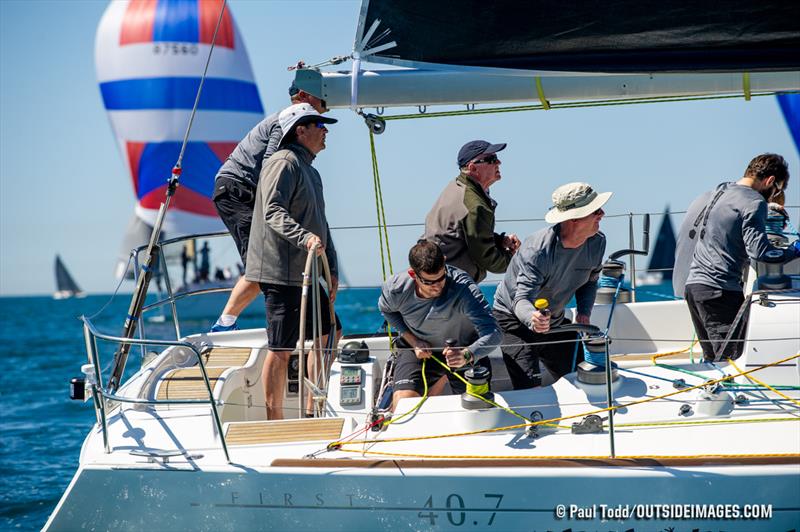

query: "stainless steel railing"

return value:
[81, 315, 231, 463]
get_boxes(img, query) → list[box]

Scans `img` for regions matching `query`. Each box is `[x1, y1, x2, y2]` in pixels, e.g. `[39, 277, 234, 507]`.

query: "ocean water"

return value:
[0, 283, 674, 530]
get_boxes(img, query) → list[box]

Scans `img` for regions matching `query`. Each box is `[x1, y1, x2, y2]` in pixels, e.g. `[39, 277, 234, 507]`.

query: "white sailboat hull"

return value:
[46, 462, 797, 531]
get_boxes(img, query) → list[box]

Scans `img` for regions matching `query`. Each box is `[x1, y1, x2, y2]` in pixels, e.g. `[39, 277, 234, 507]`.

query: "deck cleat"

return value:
[679, 404, 693, 417]
[525, 410, 544, 438]
[672, 378, 689, 389]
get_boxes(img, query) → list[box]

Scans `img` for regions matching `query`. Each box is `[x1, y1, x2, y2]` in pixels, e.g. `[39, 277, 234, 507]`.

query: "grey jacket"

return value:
[245, 143, 338, 286]
[378, 266, 500, 359]
[214, 111, 282, 195]
[494, 225, 605, 328]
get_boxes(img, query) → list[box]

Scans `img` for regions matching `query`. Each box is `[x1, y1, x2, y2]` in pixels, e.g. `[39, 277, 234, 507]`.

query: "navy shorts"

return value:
[213, 177, 255, 265]
[261, 283, 342, 351]
[393, 338, 492, 396]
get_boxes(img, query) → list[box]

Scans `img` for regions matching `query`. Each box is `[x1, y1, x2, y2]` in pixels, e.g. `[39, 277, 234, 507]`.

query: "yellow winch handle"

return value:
[534, 298, 549, 311]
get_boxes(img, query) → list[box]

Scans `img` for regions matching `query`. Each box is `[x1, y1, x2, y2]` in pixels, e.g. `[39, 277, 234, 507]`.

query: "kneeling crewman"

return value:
[379, 241, 501, 411]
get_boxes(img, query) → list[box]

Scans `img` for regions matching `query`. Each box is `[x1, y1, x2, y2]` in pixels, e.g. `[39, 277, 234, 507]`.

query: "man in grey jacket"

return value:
[210, 83, 328, 332]
[379, 241, 501, 411]
[422, 140, 520, 282]
[684, 153, 797, 362]
[245, 102, 339, 419]
[494, 182, 610, 389]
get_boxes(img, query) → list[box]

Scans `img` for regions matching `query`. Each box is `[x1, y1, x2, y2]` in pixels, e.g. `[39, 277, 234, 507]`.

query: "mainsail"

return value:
[293, 0, 800, 109]
[95, 0, 264, 277]
[54, 255, 84, 299]
[356, 0, 800, 72]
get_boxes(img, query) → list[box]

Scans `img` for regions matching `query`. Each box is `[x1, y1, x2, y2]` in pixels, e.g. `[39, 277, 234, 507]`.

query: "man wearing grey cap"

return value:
[246, 102, 339, 419]
[493, 182, 610, 389]
[210, 83, 329, 333]
[422, 140, 521, 282]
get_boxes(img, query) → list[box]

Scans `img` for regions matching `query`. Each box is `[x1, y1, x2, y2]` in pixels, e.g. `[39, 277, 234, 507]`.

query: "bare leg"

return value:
[263, 350, 290, 420]
[392, 389, 421, 412]
[221, 277, 261, 317]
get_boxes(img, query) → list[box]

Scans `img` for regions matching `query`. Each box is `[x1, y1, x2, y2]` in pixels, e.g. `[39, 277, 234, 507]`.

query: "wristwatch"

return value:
[463, 349, 473, 364]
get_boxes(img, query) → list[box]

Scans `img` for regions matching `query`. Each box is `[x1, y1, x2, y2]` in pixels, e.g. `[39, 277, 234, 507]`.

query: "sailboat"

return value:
[95, 0, 264, 320]
[53, 255, 85, 300]
[637, 206, 677, 286]
[46, 1, 800, 530]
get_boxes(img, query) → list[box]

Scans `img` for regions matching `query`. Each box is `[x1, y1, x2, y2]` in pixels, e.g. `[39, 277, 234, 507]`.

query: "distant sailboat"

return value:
[53, 255, 85, 300]
[642, 206, 677, 284]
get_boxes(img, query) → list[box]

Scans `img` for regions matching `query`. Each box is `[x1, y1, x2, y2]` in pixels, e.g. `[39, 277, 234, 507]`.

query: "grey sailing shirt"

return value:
[378, 266, 500, 359]
[215, 111, 282, 192]
[493, 225, 605, 328]
[673, 182, 731, 297]
[245, 143, 338, 286]
[685, 184, 777, 292]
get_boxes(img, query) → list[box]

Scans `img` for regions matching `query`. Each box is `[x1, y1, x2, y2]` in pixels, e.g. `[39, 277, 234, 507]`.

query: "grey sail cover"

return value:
[357, 0, 800, 72]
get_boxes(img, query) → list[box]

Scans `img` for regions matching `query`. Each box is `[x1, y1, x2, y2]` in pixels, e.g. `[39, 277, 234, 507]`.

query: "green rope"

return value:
[367, 129, 394, 280]
[380, 91, 796, 122]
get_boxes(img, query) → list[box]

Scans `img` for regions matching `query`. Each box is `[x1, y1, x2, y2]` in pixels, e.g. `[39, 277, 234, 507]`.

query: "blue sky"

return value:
[1, 0, 798, 296]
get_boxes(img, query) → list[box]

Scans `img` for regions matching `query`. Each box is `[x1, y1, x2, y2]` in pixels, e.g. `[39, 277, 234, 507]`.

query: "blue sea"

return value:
[0, 283, 675, 530]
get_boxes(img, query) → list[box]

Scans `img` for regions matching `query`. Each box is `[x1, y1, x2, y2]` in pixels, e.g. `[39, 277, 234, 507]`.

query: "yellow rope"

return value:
[534, 77, 550, 110]
[728, 357, 800, 407]
[649, 336, 699, 364]
[332, 351, 800, 448]
[743, 72, 752, 101]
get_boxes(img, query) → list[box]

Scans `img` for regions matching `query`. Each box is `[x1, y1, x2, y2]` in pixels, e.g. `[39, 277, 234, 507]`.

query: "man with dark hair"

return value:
[379, 241, 501, 411]
[246, 102, 339, 419]
[494, 182, 610, 389]
[210, 83, 329, 332]
[422, 140, 520, 282]
[684, 153, 799, 362]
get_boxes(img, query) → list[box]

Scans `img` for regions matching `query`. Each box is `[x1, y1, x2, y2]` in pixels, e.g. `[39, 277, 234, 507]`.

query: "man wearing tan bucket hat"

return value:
[493, 182, 611, 389]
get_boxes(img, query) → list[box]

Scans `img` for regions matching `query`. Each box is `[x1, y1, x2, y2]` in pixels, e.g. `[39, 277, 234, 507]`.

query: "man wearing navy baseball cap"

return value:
[422, 140, 521, 282]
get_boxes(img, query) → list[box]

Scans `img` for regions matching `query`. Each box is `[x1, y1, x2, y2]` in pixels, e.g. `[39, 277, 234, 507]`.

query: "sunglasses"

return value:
[414, 270, 447, 285]
[472, 154, 499, 165]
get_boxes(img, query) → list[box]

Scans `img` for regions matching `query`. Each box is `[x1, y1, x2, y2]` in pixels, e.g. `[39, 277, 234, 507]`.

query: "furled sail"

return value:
[95, 0, 263, 277]
[356, 0, 800, 72]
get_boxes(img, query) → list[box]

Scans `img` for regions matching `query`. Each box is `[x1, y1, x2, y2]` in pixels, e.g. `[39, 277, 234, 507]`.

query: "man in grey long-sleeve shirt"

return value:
[684, 153, 797, 362]
[493, 182, 610, 389]
[245, 103, 339, 420]
[210, 83, 329, 332]
[379, 241, 500, 411]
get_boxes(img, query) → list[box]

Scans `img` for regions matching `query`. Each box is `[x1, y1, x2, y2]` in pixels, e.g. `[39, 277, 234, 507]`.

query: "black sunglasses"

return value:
[415, 270, 447, 285]
[472, 154, 499, 165]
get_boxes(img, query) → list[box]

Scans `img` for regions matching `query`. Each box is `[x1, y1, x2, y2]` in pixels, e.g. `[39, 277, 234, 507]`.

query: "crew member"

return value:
[422, 140, 520, 282]
[379, 241, 500, 411]
[494, 182, 610, 389]
[684, 153, 798, 361]
[211, 82, 329, 332]
[246, 103, 339, 419]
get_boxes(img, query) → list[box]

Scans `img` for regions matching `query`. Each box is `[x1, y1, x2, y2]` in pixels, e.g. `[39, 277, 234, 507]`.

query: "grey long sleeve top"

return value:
[245, 143, 338, 286]
[686, 184, 779, 291]
[214, 111, 282, 193]
[378, 266, 501, 359]
[493, 225, 605, 328]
